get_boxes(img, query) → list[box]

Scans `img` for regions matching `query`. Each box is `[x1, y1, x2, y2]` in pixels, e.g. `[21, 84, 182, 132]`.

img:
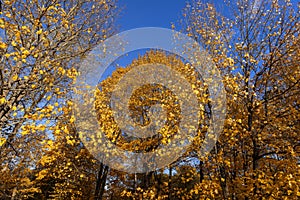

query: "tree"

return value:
[34, 108, 100, 199]
[93, 50, 210, 199]
[0, 0, 117, 198]
[182, 0, 300, 199]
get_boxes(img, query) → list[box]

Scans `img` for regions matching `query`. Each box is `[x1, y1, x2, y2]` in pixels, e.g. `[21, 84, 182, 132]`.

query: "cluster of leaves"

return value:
[94, 50, 208, 153]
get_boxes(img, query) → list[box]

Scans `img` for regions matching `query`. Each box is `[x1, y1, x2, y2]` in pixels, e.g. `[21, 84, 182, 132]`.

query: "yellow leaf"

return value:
[11, 40, 17, 47]
[36, 29, 43, 35]
[0, 42, 7, 49]
[70, 115, 75, 123]
[47, 140, 53, 146]
[0, 97, 6, 104]
[0, 138, 6, 147]
[12, 74, 18, 81]
[0, 18, 4, 28]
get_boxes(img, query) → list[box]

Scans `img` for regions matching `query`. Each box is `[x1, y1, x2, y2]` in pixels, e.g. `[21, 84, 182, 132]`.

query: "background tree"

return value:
[34, 106, 100, 199]
[94, 50, 210, 199]
[182, 0, 300, 199]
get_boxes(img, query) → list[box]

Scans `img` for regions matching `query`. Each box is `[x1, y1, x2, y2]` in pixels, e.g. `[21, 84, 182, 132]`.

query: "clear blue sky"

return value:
[116, 0, 299, 31]
[102, 0, 189, 79]
[116, 0, 188, 30]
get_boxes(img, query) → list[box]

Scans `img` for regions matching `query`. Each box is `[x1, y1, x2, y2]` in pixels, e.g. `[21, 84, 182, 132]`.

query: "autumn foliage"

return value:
[1, 0, 299, 199]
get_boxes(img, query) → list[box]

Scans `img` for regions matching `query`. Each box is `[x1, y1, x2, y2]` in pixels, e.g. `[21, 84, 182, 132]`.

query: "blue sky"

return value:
[116, 0, 299, 31]
[105, 0, 236, 79]
[116, 0, 187, 30]
[100, 1, 189, 80]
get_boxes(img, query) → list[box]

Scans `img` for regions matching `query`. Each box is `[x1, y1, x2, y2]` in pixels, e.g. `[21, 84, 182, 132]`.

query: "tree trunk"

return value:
[94, 163, 109, 200]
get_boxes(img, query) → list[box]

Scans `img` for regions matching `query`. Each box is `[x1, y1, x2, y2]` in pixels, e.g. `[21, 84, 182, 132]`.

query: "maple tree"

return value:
[94, 50, 207, 153]
[34, 111, 100, 199]
[0, 0, 117, 198]
[93, 50, 209, 199]
[181, 0, 300, 199]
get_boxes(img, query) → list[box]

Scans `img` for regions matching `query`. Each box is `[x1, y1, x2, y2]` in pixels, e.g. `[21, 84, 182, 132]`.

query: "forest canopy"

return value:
[0, 0, 299, 199]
